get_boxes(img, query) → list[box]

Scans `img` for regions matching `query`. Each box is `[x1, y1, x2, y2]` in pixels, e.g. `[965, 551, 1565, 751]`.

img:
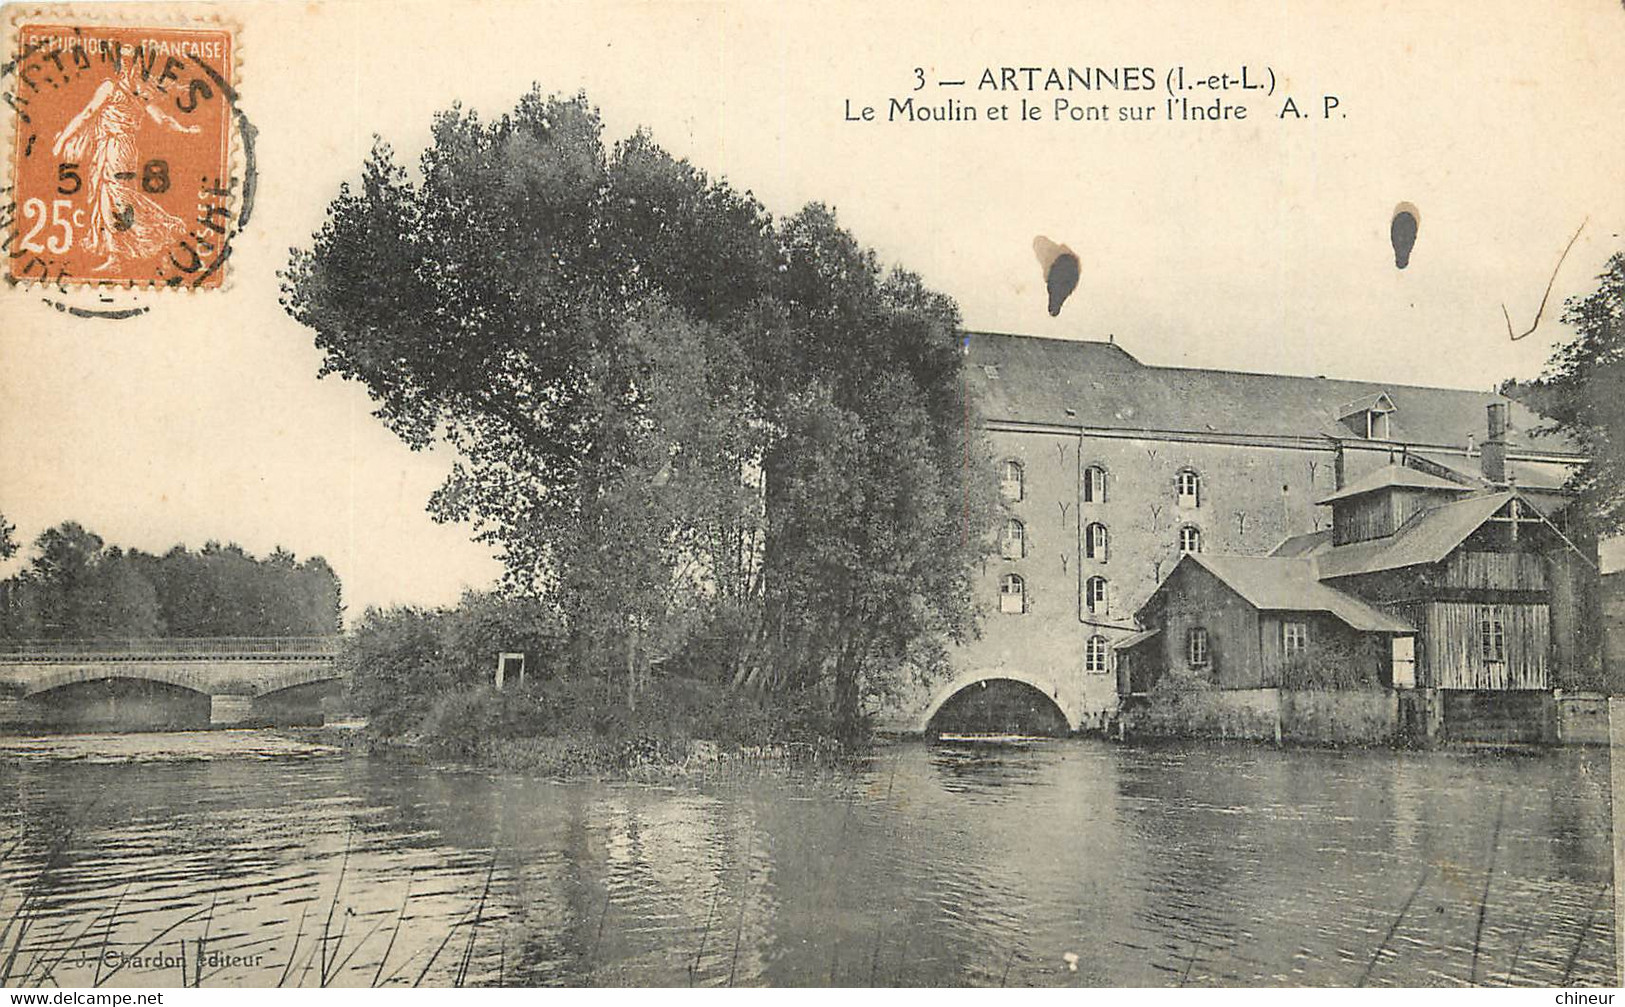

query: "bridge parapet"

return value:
[0, 637, 342, 662]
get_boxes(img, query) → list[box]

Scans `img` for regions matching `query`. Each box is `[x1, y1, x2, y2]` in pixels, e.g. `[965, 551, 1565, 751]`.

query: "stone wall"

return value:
[1128, 687, 1403, 746]
[961, 428, 1118, 723]
[1279, 689, 1398, 746]
[1555, 691, 1610, 745]
[1127, 686, 1283, 741]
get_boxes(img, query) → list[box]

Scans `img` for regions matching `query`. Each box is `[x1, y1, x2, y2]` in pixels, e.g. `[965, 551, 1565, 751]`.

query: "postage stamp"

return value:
[5, 14, 239, 289]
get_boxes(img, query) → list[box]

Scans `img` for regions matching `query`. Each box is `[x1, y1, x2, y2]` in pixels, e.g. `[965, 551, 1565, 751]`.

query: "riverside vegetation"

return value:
[338, 591, 850, 777]
[283, 87, 996, 759]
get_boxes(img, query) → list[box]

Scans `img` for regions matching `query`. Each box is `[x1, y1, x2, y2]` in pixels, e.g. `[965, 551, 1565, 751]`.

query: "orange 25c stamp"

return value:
[8, 21, 237, 289]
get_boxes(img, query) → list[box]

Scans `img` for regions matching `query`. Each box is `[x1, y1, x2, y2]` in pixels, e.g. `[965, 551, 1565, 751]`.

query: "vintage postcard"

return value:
[0, 0, 1623, 993]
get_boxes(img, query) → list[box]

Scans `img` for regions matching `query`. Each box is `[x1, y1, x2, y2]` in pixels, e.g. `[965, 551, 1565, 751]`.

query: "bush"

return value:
[411, 673, 838, 771]
[347, 590, 852, 774]
[343, 592, 564, 736]
[1271, 636, 1379, 691]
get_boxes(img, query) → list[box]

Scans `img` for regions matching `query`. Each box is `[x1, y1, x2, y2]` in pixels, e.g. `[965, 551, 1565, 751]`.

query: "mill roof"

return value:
[1161, 553, 1414, 634]
[965, 331, 1576, 455]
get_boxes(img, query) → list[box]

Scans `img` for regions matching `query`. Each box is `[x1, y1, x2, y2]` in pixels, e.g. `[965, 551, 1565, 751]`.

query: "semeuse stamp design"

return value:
[7, 20, 237, 288]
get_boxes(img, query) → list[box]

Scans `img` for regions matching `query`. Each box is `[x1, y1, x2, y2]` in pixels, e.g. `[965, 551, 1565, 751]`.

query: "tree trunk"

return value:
[626, 623, 639, 712]
[832, 637, 864, 743]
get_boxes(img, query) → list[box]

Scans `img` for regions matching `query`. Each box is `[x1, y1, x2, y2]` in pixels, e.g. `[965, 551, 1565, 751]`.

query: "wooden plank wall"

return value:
[1438, 551, 1547, 591]
[1156, 564, 1262, 689]
[1548, 550, 1602, 690]
[1426, 601, 1549, 689]
[1333, 494, 1392, 546]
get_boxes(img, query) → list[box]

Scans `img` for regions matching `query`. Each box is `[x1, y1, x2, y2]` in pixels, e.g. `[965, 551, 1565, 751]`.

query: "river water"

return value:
[0, 732, 1614, 987]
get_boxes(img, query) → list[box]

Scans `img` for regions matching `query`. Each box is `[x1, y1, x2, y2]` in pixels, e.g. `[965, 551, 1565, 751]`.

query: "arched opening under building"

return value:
[25, 677, 212, 732]
[925, 678, 1070, 739]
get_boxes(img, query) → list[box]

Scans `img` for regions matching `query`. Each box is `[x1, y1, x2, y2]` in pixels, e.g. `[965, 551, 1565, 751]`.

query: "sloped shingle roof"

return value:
[1314, 492, 1514, 580]
[966, 332, 1577, 455]
[1272, 529, 1332, 559]
[1183, 553, 1414, 633]
[1411, 451, 1572, 491]
[1315, 463, 1473, 505]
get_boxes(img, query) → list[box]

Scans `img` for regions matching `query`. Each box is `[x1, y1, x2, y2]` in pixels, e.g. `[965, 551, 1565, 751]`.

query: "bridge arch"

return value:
[22, 664, 218, 698]
[915, 668, 1079, 735]
[251, 665, 345, 697]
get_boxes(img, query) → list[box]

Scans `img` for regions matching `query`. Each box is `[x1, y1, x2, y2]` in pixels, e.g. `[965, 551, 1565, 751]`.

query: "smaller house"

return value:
[1119, 553, 1414, 696]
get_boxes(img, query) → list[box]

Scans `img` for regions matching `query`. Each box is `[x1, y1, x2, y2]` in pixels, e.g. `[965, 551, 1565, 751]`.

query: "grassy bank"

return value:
[306, 674, 853, 781]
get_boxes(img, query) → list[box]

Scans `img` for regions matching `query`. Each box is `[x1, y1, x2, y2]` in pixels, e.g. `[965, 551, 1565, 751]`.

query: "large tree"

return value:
[2, 524, 159, 638]
[1520, 252, 1625, 534]
[283, 89, 992, 734]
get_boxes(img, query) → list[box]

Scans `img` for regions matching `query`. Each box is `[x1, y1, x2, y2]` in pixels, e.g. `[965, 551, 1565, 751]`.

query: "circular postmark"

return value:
[3, 20, 255, 315]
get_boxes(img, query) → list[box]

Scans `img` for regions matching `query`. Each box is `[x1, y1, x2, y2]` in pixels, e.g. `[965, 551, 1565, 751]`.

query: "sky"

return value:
[4, 0, 1625, 617]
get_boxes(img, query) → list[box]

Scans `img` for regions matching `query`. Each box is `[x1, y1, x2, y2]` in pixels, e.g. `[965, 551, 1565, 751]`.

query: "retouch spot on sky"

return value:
[1033, 236, 1080, 317]
[1391, 203, 1420, 270]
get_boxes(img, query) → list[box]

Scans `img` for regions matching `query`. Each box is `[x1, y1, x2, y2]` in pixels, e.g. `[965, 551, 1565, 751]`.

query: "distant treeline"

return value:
[0, 521, 342, 639]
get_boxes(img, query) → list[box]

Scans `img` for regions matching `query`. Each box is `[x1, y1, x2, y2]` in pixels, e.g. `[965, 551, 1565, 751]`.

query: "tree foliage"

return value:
[0, 513, 16, 562]
[1517, 252, 1625, 534]
[0, 522, 343, 639]
[343, 591, 561, 735]
[283, 88, 994, 735]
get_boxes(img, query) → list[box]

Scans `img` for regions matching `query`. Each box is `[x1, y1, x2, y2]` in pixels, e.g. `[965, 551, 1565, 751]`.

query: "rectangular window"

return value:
[1086, 577, 1108, 615]
[1000, 460, 1024, 503]
[1000, 575, 1025, 614]
[1283, 622, 1308, 657]
[1177, 470, 1201, 509]
[1392, 636, 1416, 689]
[1083, 466, 1106, 503]
[1187, 627, 1210, 668]
[1479, 607, 1506, 663]
[1001, 519, 1025, 560]
[1085, 636, 1108, 673]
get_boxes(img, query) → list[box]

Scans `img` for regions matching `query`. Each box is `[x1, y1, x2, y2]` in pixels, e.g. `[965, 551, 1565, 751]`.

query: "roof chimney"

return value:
[1482, 402, 1508, 484]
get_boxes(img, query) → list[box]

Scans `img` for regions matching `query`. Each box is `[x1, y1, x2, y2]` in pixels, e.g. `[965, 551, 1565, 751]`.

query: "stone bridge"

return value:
[0, 637, 345, 730]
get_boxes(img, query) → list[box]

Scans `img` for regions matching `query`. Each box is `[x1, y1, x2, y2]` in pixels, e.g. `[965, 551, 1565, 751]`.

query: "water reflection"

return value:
[0, 733, 1612, 987]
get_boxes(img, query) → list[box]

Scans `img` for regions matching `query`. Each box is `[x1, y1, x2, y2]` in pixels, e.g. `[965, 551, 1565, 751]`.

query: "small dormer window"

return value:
[1337, 392, 1397, 441]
